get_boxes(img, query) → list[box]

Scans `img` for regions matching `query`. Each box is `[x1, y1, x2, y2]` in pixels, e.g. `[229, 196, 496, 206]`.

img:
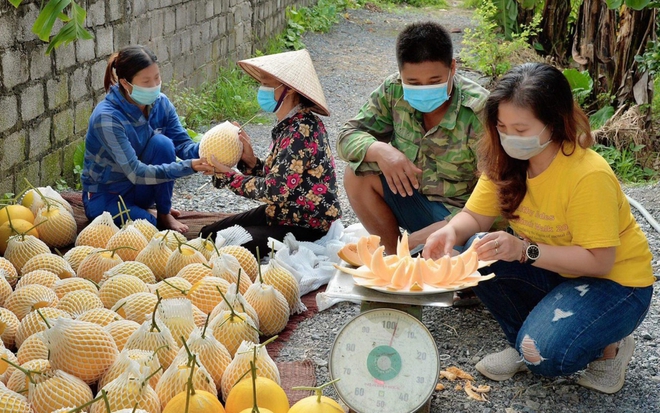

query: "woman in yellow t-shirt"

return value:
[423, 63, 654, 394]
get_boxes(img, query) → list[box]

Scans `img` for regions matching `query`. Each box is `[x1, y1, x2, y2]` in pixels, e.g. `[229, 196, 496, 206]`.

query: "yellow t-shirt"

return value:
[466, 145, 654, 287]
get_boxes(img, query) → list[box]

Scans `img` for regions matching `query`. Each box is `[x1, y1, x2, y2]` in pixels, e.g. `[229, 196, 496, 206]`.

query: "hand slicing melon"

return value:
[198, 121, 243, 167]
[335, 233, 494, 292]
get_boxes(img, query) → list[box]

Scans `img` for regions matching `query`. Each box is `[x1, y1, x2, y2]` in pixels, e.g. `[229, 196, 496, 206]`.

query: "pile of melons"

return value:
[0, 186, 319, 412]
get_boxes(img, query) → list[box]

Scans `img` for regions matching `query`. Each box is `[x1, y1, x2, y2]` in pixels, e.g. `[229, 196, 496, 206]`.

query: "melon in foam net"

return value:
[198, 121, 243, 167]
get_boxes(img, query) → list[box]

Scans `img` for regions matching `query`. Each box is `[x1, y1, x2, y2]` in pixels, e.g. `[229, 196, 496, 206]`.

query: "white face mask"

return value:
[499, 125, 551, 160]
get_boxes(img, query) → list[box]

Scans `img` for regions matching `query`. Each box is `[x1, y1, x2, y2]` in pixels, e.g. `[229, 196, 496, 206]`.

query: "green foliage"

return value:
[492, 0, 518, 40]
[593, 143, 657, 183]
[8, 0, 94, 54]
[589, 106, 615, 130]
[652, 76, 660, 124]
[461, 0, 481, 8]
[72, 141, 84, 190]
[168, 66, 267, 132]
[460, 1, 541, 77]
[562, 69, 593, 106]
[606, 0, 656, 10]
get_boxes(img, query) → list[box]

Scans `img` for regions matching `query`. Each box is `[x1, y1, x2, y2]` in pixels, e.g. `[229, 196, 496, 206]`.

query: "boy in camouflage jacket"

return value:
[337, 21, 489, 255]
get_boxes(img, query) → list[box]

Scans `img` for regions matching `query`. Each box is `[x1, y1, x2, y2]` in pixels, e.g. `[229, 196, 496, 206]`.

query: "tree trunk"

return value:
[538, 0, 572, 64]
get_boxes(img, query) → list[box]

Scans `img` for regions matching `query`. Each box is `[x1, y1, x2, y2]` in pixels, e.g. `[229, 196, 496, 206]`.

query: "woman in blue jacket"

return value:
[82, 45, 212, 233]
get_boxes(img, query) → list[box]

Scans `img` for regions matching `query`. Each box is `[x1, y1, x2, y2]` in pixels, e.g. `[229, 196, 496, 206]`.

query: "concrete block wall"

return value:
[0, 0, 317, 195]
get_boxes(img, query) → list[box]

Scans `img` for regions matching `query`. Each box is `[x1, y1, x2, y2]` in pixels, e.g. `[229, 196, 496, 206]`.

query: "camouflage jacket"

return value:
[336, 73, 489, 213]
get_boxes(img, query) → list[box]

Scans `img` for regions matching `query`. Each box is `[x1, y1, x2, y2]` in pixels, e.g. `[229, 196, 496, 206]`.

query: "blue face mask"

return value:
[257, 85, 285, 113]
[128, 82, 161, 106]
[402, 78, 452, 113]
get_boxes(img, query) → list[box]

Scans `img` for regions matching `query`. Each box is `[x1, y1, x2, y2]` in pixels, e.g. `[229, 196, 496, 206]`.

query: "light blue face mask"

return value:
[499, 125, 550, 160]
[257, 85, 284, 113]
[128, 82, 161, 106]
[402, 78, 451, 113]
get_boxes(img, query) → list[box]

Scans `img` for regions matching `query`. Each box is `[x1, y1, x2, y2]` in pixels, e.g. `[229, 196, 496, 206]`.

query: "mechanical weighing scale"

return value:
[324, 268, 455, 413]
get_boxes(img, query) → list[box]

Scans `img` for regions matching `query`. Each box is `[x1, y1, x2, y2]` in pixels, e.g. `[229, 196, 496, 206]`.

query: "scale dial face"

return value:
[329, 309, 440, 413]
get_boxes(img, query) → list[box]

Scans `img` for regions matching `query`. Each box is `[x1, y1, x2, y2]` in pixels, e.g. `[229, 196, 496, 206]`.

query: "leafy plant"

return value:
[562, 69, 593, 106]
[8, 0, 94, 54]
[460, 1, 542, 77]
[593, 143, 657, 183]
[606, 0, 660, 10]
[72, 141, 85, 190]
[589, 106, 615, 130]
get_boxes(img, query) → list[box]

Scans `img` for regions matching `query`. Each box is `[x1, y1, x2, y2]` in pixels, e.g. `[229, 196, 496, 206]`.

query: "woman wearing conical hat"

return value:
[200, 49, 342, 256]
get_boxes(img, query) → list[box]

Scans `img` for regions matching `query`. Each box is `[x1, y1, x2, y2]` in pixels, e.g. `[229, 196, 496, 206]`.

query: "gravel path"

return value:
[172, 4, 660, 412]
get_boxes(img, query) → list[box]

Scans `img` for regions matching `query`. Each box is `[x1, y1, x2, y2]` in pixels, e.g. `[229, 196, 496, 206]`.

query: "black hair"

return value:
[104, 45, 158, 92]
[396, 21, 453, 68]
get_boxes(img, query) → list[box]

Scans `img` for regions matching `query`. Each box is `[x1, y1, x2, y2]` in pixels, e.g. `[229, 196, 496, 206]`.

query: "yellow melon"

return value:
[4, 234, 51, 275]
[15, 307, 71, 348]
[187, 236, 218, 261]
[210, 287, 260, 330]
[77, 249, 124, 284]
[221, 340, 281, 401]
[75, 211, 119, 248]
[15, 334, 48, 365]
[211, 254, 252, 295]
[133, 219, 158, 242]
[208, 309, 259, 358]
[0, 348, 18, 384]
[105, 224, 148, 262]
[6, 358, 50, 393]
[98, 349, 162, 391]
[123, 317, 178, 370]
[164, 389, 225, 413]
[21, 186, 73, 216]
[135, 237, 172, 281]
[0, 257, 19, 288]
[42, 318, 119, 384]
[0, 382, 31, 412]
[165, 245, 208, 279]
[76, 308, 123, 327]
[5, 284, 59, 320]
[181, 326, 232, 390]
[91, 369, 161, 413]
[0, 204, 34, 226]
[0, 273, 13, 307]
[111, 292, 158, 324]
[104, 319, 141, 352]
[154, 298, 196, 348]
[261, 259, 304, 314]
[15, 269, 60, 290]
[62, 245, 96, 272]
[243, 280, 289, 337]
[188, 276, 231, 314]
[176, 263, 213, 285]
[56, 290, 104, 318]
[33, 204, 77, 248]
[218, 246, 258, 282]
[153, 230, 187, 251]
[152, 277, 192, 300]
[21, 253, 75, 280]
[102, 261, 156, 285]
[191, 304, 209, 329]
[225, 376, 289, 413]
[28, 368, 94, 413]
[155, 351, 217, 408]
[0, 308, 19, 348]
[0, 219, 38, 255]
[198, 121, 243, 167]
[52, 277, 98, 300]
[99, 274, 150, 309]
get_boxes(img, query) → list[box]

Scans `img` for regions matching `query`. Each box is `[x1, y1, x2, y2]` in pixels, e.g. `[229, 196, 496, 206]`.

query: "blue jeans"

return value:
[474, 260, 653, 377]
[380, 174, 452, 233]
[83, 134, 176, 227]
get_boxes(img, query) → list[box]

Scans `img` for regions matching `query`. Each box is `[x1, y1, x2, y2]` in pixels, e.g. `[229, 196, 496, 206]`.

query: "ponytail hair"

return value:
[103, 45, 158, 92]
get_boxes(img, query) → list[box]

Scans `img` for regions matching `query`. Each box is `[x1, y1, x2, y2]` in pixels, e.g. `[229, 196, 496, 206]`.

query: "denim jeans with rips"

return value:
[474, 259, 653, 377]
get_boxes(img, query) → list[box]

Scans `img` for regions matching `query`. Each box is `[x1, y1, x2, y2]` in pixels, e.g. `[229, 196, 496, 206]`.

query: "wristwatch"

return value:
[525, 241, 540, 264]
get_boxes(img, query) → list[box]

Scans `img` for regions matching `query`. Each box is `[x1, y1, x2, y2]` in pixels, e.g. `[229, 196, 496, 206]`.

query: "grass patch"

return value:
[168, 66, 269, 132]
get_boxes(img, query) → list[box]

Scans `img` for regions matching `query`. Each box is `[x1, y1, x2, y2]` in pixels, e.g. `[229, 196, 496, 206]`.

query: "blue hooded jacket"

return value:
[82, 84, 199, 193]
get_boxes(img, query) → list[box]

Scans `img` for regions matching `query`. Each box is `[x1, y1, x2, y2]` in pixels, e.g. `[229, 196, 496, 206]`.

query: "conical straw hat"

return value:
[238, 49, 330, 116]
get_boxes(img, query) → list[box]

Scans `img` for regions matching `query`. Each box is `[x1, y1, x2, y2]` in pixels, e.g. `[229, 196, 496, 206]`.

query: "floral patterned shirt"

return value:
[213, 106, 342, 231]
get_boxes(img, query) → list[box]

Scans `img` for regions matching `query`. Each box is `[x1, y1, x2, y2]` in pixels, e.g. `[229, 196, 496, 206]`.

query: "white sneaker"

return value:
[475, 347, 529, 381]
[577, 335, 635, 394]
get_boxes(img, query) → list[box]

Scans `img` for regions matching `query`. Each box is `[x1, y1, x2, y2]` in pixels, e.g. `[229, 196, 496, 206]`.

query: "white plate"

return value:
[352, 272, 495, 296]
